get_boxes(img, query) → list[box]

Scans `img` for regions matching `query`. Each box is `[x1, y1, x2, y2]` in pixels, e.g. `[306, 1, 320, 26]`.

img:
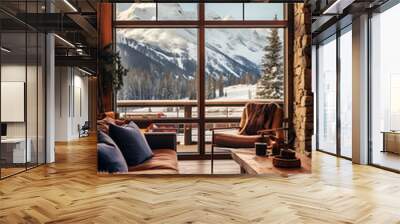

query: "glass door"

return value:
[317, 35, 337, 155]
[1, 31, 28, 178]
[316, 24, 353, 159]
[339, 26, 352, 159]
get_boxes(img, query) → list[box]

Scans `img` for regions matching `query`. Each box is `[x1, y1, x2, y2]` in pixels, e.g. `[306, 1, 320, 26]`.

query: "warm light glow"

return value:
[63, 0, 78, 12]
[54, 34, 75, 48]
[78, 67, 93, 76]
[1, 47, 11, 53]
[322, 0, 354, 15]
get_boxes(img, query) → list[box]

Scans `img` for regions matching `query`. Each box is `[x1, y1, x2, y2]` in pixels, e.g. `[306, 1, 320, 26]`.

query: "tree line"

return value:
[118, 69, 259, 100]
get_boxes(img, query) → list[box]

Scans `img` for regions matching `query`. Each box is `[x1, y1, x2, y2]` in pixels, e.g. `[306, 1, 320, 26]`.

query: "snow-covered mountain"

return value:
[116, 3, 275, 80]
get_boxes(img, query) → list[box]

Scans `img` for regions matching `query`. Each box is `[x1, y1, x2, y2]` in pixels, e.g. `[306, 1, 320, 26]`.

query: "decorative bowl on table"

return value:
[272, 149, 301, 168]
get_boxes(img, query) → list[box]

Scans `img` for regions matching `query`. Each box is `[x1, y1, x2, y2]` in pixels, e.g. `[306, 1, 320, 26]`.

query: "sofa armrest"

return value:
[144, 132, 177, 151]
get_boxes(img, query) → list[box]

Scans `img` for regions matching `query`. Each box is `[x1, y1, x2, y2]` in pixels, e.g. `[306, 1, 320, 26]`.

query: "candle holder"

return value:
[255, 142, 267, 156]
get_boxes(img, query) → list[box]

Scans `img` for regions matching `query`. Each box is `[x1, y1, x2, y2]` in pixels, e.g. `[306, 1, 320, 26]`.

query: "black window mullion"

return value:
[315, 45, 320, 151]
[336, 29, 341, 157]
[25, 0, 28, 171]
[156, 3, 158, 21]
[242, 2, 245, 21]
[36, 0, 39, 167]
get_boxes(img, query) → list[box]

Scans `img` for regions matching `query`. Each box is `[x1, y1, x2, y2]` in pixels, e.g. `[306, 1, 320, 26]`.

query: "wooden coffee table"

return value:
[230, 149, 311, 176]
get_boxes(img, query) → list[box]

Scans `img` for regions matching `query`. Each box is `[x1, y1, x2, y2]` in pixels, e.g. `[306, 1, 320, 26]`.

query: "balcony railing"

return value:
[117, 99, 283, 121]
[116, 99, 283, 150]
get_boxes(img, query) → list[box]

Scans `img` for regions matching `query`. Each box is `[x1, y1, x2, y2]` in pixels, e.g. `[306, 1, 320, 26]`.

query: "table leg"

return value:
[240, 167, 246, 174]
[382, 133, 386, 152]
[211, 144, 214, 174]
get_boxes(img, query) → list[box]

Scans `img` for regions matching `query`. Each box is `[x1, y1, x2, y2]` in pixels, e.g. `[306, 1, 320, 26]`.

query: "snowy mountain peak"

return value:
[117, 3, 195, 21]
[117, 3, 157, 21]
[116, 3, 283, 79]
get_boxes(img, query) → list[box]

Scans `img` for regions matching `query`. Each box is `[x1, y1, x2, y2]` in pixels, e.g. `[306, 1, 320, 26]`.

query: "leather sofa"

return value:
[97, 114, 179, 174]
[129, 132, 178, 174]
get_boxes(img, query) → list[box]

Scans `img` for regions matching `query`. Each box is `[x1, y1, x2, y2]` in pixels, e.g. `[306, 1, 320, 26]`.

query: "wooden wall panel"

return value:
[98, 3, 113, 113]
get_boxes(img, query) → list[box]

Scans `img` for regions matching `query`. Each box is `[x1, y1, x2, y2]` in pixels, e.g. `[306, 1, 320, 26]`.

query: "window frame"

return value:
[113, 2, 291, 157]
[0, 1, 47, 179]
[368, 1, 400, 173]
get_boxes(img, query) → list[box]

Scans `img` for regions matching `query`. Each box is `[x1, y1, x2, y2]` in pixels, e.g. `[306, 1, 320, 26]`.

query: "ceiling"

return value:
[0, 0, 98, 72]
[311, 0, 389, 42]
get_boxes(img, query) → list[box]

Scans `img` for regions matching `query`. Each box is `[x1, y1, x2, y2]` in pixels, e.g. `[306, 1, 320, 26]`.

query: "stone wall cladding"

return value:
[293, 3, 313, 156]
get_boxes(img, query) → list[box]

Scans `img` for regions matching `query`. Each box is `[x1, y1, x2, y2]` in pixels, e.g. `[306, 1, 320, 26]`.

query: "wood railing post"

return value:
[184, 106, 192, 145]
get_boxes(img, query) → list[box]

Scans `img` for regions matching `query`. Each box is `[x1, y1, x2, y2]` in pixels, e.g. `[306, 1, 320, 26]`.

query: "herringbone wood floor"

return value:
[1, 136, 400, 223]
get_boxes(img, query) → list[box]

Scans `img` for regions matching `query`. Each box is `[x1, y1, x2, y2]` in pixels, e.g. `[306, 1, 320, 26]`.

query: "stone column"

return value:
[293, 3, 313, 156]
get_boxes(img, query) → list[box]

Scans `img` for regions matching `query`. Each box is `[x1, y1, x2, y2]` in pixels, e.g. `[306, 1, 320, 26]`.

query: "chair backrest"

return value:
[239, 102, 284, 137]
[82, 121, 90, 129]
[271, 106, 284, 140]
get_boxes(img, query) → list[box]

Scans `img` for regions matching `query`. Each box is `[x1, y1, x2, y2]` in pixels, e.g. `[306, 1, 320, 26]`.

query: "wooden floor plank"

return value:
[0, 136, 399, 223]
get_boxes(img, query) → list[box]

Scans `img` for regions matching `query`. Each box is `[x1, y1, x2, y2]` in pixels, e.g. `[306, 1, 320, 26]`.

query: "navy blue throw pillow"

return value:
[98, 130, 116, 145]
[97, 131, 128, 173]
[125, 121, 140, 129]
[108, 123, 153, 167]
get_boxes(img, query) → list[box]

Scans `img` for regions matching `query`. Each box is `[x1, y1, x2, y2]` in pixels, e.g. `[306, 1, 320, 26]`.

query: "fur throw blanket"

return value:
[239, 103, 280, 135]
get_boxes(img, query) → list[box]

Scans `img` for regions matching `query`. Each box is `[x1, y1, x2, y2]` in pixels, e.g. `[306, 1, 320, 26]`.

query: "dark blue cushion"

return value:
[98, 143, 128, 173]
[97, 131, 128, 173]
[125, 121, 140, 129]
[108, 123, 153, 167]
[98, 130, 115, 145]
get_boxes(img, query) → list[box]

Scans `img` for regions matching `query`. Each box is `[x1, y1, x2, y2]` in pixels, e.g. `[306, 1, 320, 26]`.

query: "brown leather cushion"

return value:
[128, 149, 178, 173]
[97, 116, 127, 134]
[105, 111, 117, 119]
[213, 132, 264, 148]
[271, 107, 284, 140]
[239, 103, 279, 135]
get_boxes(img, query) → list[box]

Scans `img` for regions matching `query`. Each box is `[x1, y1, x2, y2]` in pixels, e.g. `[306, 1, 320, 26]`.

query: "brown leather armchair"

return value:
[210, 102, 285, 173]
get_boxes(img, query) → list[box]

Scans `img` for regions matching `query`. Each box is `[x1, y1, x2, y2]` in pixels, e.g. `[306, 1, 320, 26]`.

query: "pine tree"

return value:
[218, 74, 224, 97]
[256, 15, 284, 100]
[207, 75, 216, 99]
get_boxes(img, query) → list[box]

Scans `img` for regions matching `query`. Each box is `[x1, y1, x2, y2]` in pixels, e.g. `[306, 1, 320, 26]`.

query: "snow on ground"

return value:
[211, 84, 257, 100]
[119, 84, 257, 118]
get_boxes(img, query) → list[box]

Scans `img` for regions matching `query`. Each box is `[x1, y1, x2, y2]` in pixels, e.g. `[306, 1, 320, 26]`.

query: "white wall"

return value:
[54, 67, 89, 141]
[1, 62, 47, 164]
[1, 65, 27, 138]
[1, 65, 42, 137]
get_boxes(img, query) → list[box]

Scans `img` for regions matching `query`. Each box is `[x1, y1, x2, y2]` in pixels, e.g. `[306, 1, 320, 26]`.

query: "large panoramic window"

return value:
[370, 3, 400, 171]
[114, 2, 287, 155]
[317, 36, 337, 154]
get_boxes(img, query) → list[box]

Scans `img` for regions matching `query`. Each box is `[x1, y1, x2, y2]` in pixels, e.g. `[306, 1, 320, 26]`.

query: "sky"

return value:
[116, 3, 284, 20]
